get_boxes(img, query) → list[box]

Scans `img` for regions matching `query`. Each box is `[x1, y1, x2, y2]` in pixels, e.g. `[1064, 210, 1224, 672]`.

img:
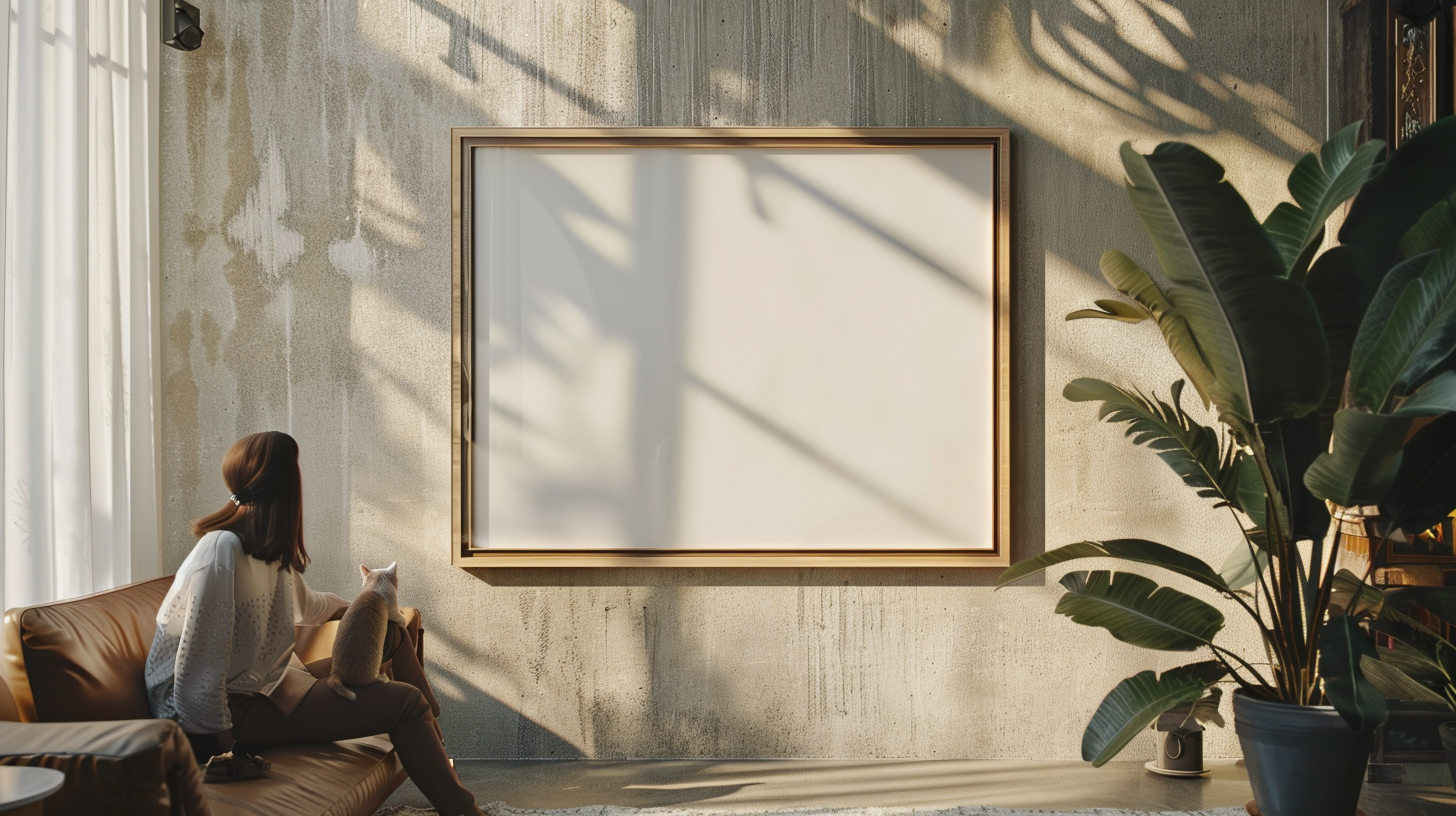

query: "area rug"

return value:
[375, 803, 1248, 816]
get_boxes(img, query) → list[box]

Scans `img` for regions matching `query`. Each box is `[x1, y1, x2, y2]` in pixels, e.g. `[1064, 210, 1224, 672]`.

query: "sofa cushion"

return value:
[3, 576, 175, 722]
[203, 736, 405, 816]
[0, 717, 211, 816]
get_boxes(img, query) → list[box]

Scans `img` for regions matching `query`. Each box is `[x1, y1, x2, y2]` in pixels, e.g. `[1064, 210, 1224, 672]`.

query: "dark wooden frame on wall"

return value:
[1340, 0, 1454, 146]
[450, 128, 1012, 568]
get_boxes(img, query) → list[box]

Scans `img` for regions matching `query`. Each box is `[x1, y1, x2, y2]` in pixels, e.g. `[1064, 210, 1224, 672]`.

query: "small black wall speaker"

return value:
[164, 1, 204, 52]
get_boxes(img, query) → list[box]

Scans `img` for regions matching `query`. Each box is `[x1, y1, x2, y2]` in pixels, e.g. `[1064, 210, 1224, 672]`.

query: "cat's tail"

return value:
[327, 674, 357, 701]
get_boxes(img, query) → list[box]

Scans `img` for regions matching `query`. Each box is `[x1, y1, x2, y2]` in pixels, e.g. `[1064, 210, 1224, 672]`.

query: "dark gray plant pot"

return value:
[1233, 691, 1374, 816]
[1441, 721, 1456, 790]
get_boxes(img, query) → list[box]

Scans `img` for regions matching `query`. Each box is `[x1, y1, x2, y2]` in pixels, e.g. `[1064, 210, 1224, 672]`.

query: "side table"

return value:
[0, 767, 63, 815]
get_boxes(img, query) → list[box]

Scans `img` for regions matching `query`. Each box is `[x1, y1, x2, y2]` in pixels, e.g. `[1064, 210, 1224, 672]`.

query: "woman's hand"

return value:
[325, 592, 351, 621]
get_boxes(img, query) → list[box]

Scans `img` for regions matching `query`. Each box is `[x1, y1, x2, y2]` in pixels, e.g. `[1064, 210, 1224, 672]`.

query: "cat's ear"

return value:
[385, 561, 397, 574]
[359, 564, 371, 582]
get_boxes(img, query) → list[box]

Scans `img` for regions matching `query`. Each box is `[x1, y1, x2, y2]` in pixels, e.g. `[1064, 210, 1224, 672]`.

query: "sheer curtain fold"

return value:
[2, 0, 160, 611]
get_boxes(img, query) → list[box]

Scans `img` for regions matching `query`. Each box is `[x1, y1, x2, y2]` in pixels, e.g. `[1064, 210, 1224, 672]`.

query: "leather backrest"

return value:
[0, 674, 17, 722]
[2, 576, 173, 723]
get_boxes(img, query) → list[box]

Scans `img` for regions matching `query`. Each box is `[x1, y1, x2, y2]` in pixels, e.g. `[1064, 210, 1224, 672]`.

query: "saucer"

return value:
[1144, 760, 1210, 777]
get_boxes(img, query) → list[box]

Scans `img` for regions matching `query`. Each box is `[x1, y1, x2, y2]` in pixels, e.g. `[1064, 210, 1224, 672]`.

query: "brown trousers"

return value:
[229, 623, 481, 816]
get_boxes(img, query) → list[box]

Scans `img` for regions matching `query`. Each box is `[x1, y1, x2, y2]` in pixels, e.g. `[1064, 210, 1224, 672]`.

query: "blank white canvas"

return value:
[472, 146, 996, 551]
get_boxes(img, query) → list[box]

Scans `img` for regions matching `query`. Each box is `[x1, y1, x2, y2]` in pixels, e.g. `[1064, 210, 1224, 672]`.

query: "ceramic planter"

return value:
[1233, 691, 1374, 816]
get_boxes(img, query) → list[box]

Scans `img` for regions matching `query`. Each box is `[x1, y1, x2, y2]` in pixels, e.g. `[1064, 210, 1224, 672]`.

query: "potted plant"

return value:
[1336, 567, 1456, 786]
[997, 116, 1456, 816]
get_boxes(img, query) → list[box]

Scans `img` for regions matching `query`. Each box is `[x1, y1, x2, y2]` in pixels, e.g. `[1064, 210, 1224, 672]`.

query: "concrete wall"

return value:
[159, 1, 1332, 759]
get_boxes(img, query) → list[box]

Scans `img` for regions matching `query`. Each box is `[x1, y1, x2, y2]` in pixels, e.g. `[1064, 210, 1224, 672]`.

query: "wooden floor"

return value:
[380, 759, 1456, 815]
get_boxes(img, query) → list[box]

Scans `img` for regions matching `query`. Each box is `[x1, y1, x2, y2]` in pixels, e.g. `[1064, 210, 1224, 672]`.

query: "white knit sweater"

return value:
[144, 530, 343, 735]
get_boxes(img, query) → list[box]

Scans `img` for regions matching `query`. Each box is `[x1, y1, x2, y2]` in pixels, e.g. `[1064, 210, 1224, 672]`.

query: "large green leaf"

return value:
[1304, 248, 1365, 431]
[1378, 642, 1448, 681]
[1382, 413, 1456, 535]
[1121, 141, 1330, 429]
[1066, 298, 1153, 323]
[1348, 240, 1456, 410]
[1360, 654, 1449, 706]
[1185, 686, 1226, 728]
[1218, 539, 1268, 589]
[996, 539, 1228, 592]
[1319, 615, 1389, 732]
[1305, 372, 1456, 517]
[1261, 414, 1330, 543]
[1331, 568, 1385, 619]
[1064, 378, 1258, 523]
[1400, 188, 1456, 259]
[1340, 117, 1456, 309]
[1395, 370, 1456, 415]
[1348, 252, 1434, 407]
[1377, 607, 1455, 647]
[1078, 250, 1219, 410]
[1264, 122, 1383, 280]
[1303, 409, 1412, 506]
[1056, 571, 1226, 651]
[1385, 586, 1456, 627]
[1081, 661, 1228, 766]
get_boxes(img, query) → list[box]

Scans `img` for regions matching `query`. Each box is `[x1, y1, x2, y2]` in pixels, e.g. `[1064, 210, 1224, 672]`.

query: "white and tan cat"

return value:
[326, 562, 405, 700]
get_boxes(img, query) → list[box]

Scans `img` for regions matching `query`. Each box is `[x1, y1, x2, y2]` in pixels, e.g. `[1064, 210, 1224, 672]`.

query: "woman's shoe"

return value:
[203, 749, 272, 784]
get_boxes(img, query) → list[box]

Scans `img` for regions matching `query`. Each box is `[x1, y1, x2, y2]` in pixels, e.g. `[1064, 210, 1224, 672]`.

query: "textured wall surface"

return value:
[160, 1, 1331, 759]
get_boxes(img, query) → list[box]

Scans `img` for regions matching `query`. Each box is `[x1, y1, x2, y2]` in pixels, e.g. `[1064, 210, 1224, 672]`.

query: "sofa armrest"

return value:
[0, 718, 210, 815]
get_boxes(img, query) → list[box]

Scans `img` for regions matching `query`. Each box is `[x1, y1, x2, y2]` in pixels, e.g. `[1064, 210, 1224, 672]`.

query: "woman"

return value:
[145, 431, 484, 816]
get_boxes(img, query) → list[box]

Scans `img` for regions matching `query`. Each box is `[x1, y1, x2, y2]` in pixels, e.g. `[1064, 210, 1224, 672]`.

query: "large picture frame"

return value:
[452, 128, 1011, 567]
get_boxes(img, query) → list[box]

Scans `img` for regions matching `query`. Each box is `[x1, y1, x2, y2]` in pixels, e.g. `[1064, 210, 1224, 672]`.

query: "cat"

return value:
[326, 562, 405, 700]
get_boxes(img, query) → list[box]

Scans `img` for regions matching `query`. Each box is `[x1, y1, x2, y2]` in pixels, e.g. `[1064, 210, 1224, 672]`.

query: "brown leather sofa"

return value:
[0, 576, 424, 816]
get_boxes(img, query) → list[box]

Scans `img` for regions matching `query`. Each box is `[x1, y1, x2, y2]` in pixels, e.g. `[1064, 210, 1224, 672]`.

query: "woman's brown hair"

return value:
[191, 431, 310, 572]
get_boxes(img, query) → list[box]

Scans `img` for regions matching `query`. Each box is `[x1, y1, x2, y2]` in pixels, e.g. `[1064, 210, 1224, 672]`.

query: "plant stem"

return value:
[1302, 526, 1345, 704]
[1250, 434, 1299, 700]
[1220, 506, 1281, 644]
[1210, 643, 1273, 690]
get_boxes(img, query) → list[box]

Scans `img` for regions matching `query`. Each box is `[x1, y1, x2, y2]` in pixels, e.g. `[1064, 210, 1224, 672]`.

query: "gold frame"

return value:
[451, 128, 1012, 567]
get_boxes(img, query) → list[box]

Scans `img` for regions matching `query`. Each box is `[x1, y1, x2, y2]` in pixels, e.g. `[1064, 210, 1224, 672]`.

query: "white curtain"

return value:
[1, 0, 160, 611]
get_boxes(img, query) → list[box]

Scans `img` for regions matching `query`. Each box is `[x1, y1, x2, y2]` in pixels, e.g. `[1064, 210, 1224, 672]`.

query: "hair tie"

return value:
[230, 487, 253, 506]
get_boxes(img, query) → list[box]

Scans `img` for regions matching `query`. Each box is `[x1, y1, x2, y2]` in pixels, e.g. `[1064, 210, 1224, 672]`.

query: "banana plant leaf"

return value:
[1331, 568, 1385, 619]
[1121, 141, 1329, 430]
[1056, 571, 1225, 651]
[1185, 686, 1226, 728]
[1218, 539, 1268, 589]
[1340, 116, 1456, 310]
[1264, 122, 1383, 281]
[1320, 615, 1389, 732]
[1064, 377, 1260, 525]
[1303, 248, 1364, 429]
[995, 538, 1229, 591]
[1347, 239, 1456, 410]
[1066, 298, 1154, 323]
[1395, 370, 1456, 414]
[1303, 409, 1412, 507]
[1260, 414, 1329, 543]
[1081, 661, 1228, 766]
[1348, 251, 1435, 407]
[1441, 641, 1456, 681]
[1307, 373, 1456, 520]
[1381, 413, 1456, 536]
[1376, 607, 1455, 647]
[1400, 188, 1456, 259]
[1360, 654, 1449, 707]
[1377, 642, 1448, 682]
[1385, 585, 1456, 626]
[1072, 250, 1220, 410]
